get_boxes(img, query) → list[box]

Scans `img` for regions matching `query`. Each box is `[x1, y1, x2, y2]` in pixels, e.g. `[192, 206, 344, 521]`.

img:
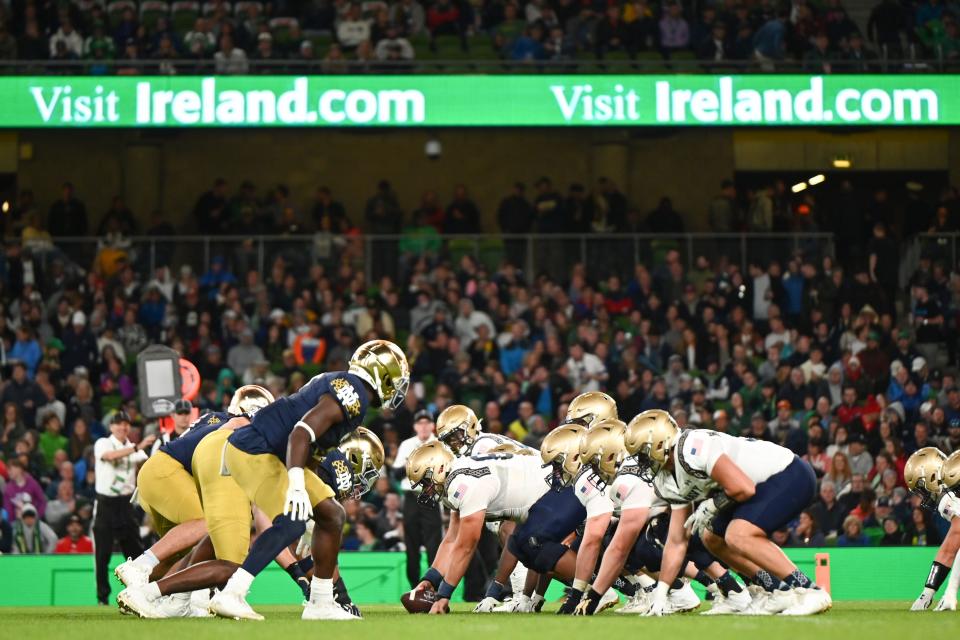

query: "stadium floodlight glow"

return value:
[792, 182, 808, 193]
[0, 201, 8, 213]
[833, 157, 852, 168]
[809, 174, 826, 185]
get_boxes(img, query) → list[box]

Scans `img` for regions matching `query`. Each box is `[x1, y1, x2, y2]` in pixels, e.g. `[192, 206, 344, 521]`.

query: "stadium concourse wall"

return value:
[0, 548, 943, 606]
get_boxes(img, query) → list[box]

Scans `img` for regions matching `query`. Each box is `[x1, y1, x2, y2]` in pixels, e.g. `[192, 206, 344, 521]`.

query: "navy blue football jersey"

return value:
[228, 372, 369, 460]
[159, 411, 232, 475]
[315, 449, 356, 499]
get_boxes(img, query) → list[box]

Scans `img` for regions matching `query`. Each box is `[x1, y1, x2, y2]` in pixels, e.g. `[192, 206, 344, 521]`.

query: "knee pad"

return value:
[272, 514, 308, 540]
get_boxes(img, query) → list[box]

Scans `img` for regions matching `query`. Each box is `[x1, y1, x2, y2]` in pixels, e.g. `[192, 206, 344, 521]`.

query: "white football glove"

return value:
[684, 498, 719, 537]
[911, 589, 935, 611]
[518, 594, 543, 613]
[284, 467, 313, 521]
[935, 594, 957, 611]
[295, 518, 315, 557]
[493, 596, 523, 613]
[474, 597, 500, 613]
[939, 493, 960, 521]
[643, 582, 670, 617]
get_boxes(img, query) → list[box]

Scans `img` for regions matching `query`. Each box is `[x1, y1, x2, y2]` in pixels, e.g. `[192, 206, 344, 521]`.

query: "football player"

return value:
[208, 339, 407, 621]
[626, 411, 831, 616]
[931, 450, 960, 611]
[573, 411, 752, 616]
[903, 447, 960, 611]
[117, 427, 384, 618]
[406, 440, 550, 615]
[114, 385, 274, 588]
[482, 392, 619, 612]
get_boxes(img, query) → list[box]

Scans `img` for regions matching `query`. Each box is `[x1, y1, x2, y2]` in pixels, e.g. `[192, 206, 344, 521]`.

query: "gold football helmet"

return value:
[905, 447, 948, 507]
[579, 418, 628, 486]
[941, 451, 960, 494]
[436, 405, 481, 455]
[339, 427, 385, 500]
[228, 384, 275, 417]
[540, 423, 587, 489]
[348, 339, 410, 410]
[487, 442, 535, 456]
[624, 409, 680, 482]
[405, 441, 456, 506]
[565, 391, 618, 428]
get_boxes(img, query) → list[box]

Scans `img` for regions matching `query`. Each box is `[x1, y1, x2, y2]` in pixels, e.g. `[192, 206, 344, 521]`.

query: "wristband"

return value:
[437, 580, 456, 600]
[287, 466, 305, 489]
[572, 578, 589, 592]
[712, 492, 737, 512]
[294, 420, 316, 443]
[421, 567, 443, 589]
[485, 580, 507, 600]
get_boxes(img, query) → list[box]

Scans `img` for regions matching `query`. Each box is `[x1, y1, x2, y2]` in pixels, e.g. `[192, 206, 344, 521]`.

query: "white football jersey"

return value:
[468, 432, 536, 457]
[443, 453, 549, 521]
[609, 457, 661, 513]
[654, 430, 795, 509]
[574, 469, 615, 519]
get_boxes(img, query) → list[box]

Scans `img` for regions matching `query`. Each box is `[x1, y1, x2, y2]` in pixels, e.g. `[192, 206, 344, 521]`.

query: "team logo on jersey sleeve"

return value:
[331, 378, 362, 418]
[207, 415, 221, 425]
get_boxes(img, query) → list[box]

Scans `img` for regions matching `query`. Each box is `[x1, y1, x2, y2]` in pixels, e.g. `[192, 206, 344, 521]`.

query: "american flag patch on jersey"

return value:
[689, 437, 704, 455]
[453, 483, 468, 500]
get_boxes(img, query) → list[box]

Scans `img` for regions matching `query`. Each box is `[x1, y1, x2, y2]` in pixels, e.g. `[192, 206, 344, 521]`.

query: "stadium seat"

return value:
[139, 1, 170, 33]
[233, 0, 263, 20]
[202, 1, 234, 16]
[171, 1, 200, 34]
[106, 0, 136, 27]
[269, 17, 300, 46]
[477, 237, 504, 272]
[447, 237, 476, 265]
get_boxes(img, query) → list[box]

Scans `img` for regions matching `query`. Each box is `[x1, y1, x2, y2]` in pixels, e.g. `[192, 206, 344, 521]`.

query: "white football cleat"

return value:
[703, 588, 751, 615]
[114, 559, 151, 588]
[615, 591, 650, 614]
[780, 588, 831, 616]
[302, 600, 361, 621]
[935, 595, 958, 611]
[666, 582, 700, 613]
[474, 596, 501, 613]
[764, 588, 798, 614]
[493, 595, 524, 612]
[595, 588, 619, 614]
[911, 591, 934, 611]
[189, 589, 212, 617]
[208, 588, 264, 621]
[117, 587, 166, 619]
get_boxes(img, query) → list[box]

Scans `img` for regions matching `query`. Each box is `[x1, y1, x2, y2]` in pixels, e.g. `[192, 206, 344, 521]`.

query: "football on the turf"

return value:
[401, 587, 439, 613]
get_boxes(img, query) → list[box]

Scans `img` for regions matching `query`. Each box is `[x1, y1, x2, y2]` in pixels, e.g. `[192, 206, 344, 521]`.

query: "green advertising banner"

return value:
[0, 548, 947, 606]
[0, 74, 954, 128]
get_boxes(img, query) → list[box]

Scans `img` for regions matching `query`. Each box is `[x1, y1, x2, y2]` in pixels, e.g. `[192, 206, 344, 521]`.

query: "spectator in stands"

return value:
[3, 458, 46, 520]
[49, 19, 83, 59]
[10, 503, 57, 554]
[55, 514, 93, 553]
[658, 3, 689, 55]
[753, 10, 787, 68]
[837, 514, 870, 546]
[803, 33, 833, 73]
[45, 480, 76, 532]
[391, 0, 426, 36]
[375, 25, 415, 62]
[338, 4, 372, 51]
[426, 0, 461, 38]
[214, 33, 249, 74]
[47, 182, 87, 238]
[789, 510, 826, 547]
[595, 5, 629, 59]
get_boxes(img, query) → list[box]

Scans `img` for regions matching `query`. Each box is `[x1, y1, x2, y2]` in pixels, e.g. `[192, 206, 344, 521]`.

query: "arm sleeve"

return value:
[681, 431, 728, 476]
[448, 476, 498, 518]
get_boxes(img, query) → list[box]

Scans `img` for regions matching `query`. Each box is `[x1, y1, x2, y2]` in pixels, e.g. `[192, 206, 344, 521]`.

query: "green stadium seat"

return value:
[202, 1, 233, 16]
[447, 237, 475, 265]
[234, 0, 263, 20]
[171, 1, 200, 34]
[269, 17, 300, 46]
[107, 0, 136, 28]
[478, 237, 504, 272]
[139, 1, 169, 33]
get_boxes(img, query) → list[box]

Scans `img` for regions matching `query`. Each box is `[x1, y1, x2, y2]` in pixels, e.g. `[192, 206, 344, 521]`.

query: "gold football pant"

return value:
[193, 430, 252, 564]
[137, 451, 203, 537]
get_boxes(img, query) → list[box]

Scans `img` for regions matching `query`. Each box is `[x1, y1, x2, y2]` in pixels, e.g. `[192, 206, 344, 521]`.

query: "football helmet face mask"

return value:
[405, 441, 456, 507]
[565, 391, 618, 429]
[905, 447, 948, 508]
[436, 405, 481, 456]
[348, 339, 410, 410]
[338, 427, 385, 501]
[540, 423, 587, 490]
[624, 410, 680, 483]
[941, 450, 960, 495]
[228, 385, 275, 417]
[579, 418, 628, 489]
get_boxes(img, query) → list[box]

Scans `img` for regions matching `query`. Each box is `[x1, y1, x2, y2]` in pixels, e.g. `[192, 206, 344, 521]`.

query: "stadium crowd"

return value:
[0, 174, 959, 556]
[0, 0, 957, 72]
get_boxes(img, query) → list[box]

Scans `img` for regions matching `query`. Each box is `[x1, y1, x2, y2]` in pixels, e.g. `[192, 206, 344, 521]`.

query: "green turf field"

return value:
[1, 602, 952, 640]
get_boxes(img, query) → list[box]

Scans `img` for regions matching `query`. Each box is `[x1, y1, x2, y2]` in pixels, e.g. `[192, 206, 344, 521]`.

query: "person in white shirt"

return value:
[452, 299, 494, 347]
[49, 20, 83, 57]
[627, 411, 830, 616]
[336, 4, 371, 49]
[92, 412, 156, 605]
[214, 34, 249, 75]
[565, 342, 608, 393]
[406, 440, 548, 614]
[393, 409, 442, 588]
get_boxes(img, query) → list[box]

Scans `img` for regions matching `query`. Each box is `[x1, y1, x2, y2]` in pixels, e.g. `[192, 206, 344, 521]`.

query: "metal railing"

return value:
[0, 55, 956, 75]
[24, 232, 835, 282]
